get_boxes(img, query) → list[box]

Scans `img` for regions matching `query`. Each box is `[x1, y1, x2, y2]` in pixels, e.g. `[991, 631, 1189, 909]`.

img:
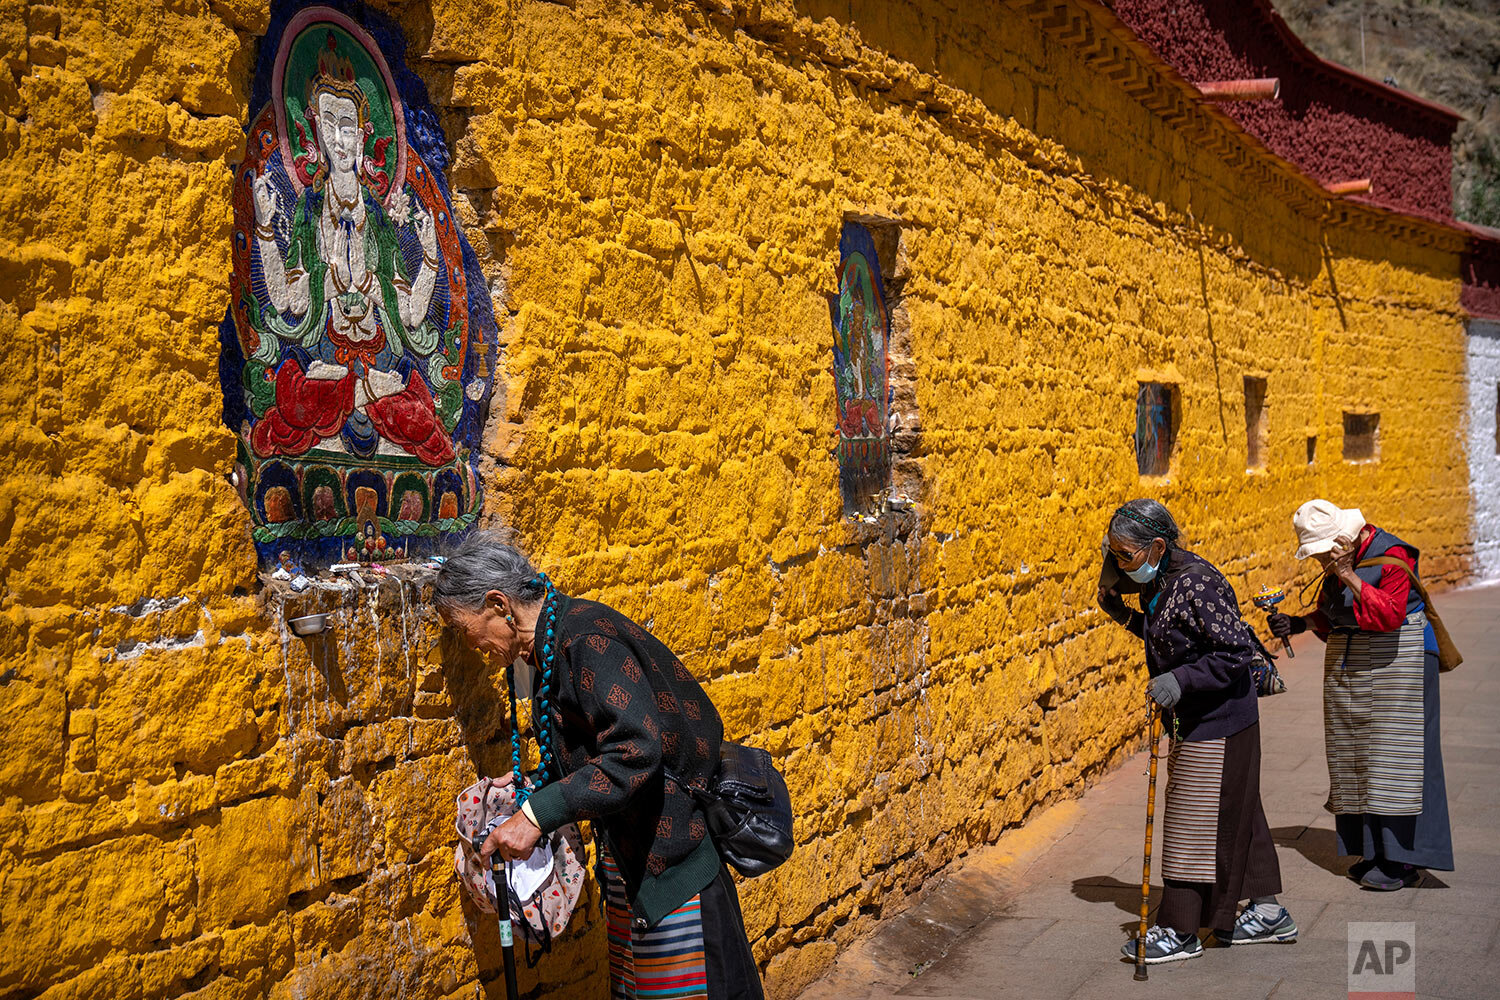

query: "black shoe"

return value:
[1360, 861, 1423, 891]
[1347, 858, 1377, 881]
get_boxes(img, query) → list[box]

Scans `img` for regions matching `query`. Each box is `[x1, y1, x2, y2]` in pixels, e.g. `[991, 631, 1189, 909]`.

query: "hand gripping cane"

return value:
[1253, 585, 1294, 658]
[1134, 702, 1163, 981]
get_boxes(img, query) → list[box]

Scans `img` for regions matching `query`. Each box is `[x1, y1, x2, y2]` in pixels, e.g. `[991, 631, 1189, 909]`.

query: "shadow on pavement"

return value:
[1271, 824, 1346, 876]
[1071, 876, 1162, 933]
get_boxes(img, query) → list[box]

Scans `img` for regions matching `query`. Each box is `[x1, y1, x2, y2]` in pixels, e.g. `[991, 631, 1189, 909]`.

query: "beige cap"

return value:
[1292, 499, 1366, 560]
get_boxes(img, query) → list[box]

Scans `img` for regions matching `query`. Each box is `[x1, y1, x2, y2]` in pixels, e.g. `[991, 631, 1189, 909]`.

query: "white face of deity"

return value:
[316, 91, 363, 177]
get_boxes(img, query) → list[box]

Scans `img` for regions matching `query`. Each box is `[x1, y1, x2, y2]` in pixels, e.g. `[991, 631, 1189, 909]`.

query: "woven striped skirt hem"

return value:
[605, 853, 709, 1000]
[1161, 737, 1226, 882]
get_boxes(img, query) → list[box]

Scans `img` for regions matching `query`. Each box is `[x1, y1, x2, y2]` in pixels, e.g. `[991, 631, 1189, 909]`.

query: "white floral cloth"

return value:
[454, 775, 588, 941]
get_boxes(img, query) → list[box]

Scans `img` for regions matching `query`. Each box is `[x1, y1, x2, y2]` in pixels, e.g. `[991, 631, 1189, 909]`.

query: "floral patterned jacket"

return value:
[1125, 548, 1262, 741]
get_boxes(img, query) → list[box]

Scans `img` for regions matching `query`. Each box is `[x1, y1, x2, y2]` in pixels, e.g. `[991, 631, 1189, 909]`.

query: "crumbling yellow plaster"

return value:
[0, 1, 1472, 998]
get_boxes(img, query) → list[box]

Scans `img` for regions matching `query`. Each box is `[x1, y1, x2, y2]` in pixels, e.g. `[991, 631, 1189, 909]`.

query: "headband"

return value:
[1111, 505, 1177, 540]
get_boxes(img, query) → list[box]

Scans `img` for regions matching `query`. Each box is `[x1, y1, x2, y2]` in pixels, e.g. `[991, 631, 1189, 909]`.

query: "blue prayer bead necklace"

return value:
[510, 572, 559, 806]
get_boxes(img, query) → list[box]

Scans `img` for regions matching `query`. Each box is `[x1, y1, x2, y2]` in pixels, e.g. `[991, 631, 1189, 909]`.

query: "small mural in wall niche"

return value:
[219, 1, 498, 571]
[831, 221, 892, 512]
[1136, 382, 1177, 477]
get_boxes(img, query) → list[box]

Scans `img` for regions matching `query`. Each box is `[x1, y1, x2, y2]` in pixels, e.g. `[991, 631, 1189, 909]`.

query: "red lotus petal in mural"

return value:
[364, 375, 456, 465]
[839, 399, 881, 438]
[250, 414, 318, 457]
[251, 363, 357, 457]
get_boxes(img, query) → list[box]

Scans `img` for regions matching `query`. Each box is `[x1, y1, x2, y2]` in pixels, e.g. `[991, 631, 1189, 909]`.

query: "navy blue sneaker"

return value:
[1230, 905, 1298, 945]
[1121, 925, 1203, 964]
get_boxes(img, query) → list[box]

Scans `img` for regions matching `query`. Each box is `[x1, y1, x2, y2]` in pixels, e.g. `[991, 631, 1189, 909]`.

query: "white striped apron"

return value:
[1160, 737, 1226, 882]
[1323, 610, 1427, 816]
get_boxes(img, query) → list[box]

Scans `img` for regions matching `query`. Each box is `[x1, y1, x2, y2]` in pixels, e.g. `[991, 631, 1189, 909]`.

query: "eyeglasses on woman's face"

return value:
[1108, 537, 1155, 569]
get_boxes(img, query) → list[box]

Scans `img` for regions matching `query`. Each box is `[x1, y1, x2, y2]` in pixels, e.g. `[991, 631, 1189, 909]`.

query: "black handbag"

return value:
[673, 741, 794, 878]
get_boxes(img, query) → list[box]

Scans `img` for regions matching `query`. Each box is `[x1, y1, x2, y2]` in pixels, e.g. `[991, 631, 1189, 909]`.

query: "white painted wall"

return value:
[1468, 319, 1500, 581]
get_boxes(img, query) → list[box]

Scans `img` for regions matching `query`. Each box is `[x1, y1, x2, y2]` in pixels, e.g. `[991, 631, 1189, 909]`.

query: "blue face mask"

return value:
[1124, 553, 1160, 584]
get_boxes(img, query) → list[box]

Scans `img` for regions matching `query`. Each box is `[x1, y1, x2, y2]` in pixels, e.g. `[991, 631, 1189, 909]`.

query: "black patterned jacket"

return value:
[524, 594, 724, 928]
[1124, 548, 1261, 742]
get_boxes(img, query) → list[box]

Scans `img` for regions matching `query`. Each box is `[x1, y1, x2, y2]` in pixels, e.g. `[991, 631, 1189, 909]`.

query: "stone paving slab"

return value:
[800, 582, 1500, 1000]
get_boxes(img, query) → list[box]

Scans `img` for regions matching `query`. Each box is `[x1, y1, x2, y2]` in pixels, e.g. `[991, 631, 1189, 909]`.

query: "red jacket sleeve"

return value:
[1353, 545, 1414, 632]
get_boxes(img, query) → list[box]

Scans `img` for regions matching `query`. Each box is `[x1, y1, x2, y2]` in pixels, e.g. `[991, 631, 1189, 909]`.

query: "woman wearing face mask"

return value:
[1266, 499, 1452, 891]
[1098, 499, 1293, 963]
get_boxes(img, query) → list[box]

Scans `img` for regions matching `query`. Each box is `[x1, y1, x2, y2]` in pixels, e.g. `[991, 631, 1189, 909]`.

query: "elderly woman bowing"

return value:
[1098, 500, 1293, 963]
[435, 534, 764, 1000]
[1268, 499, 1453, 891]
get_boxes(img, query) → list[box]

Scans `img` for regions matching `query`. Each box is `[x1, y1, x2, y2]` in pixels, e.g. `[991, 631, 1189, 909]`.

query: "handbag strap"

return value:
[1358, 555, 1463, 670]
[662, 765, 716, 802]
[1356, 556, 1432, 605]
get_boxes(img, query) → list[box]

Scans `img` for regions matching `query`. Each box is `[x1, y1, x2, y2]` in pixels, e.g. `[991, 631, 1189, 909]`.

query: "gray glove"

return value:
[1148, 672, 1182, 709]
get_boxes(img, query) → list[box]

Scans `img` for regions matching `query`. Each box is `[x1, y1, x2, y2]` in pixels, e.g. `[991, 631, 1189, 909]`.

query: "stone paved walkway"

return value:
[800, 581, 1500, 1000]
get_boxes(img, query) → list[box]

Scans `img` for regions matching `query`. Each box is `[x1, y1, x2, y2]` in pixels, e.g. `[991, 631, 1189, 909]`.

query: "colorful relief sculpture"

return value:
[220, 3, 497, 569]
[831, 222, 891, 505]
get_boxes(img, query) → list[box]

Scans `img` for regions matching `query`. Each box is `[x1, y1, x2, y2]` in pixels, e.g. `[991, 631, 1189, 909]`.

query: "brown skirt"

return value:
[1157, 722, 1282, 935]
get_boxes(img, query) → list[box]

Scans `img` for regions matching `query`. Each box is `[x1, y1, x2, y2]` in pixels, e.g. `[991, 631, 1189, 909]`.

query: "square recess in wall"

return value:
[1244, 376, 1268, 470]
[1342, 412, 1380, 462]
[1135, 382, 1177, 477]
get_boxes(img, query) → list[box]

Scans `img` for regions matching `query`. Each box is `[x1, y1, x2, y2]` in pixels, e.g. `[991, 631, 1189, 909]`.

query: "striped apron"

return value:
[1160, 738, 1226, 882]
[604, 853, 710, 1000]
[1323, 610, 1427, 816]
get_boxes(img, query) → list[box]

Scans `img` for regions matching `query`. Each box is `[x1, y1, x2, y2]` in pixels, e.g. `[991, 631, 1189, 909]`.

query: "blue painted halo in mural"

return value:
[219, 1, 498, 570]
[831, 222, 891, 505]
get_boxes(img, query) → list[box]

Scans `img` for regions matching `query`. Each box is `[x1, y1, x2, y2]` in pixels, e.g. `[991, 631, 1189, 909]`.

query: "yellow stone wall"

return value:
[0, 1, 1472, 999]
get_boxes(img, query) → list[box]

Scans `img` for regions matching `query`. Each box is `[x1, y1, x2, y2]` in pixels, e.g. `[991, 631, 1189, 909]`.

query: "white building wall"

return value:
[1468, 319, 1500, 581]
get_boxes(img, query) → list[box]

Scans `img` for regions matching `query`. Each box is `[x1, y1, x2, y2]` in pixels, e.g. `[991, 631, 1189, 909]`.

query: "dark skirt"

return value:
[1158, 722, 1282, 935]
[1334, 649, 1454, 870]
[702, 864, 764, 1000]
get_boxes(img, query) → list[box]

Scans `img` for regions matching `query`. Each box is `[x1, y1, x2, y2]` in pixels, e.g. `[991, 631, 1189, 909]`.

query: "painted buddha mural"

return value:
[221, 3, 497, 569]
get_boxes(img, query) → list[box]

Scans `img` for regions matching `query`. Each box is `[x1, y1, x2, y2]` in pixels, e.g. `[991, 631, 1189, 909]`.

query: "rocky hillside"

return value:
[1274, 0, 1500, 227]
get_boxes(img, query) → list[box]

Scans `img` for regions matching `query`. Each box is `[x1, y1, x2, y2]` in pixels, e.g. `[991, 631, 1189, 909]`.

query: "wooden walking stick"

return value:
[1134, 701, 1163, 981]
